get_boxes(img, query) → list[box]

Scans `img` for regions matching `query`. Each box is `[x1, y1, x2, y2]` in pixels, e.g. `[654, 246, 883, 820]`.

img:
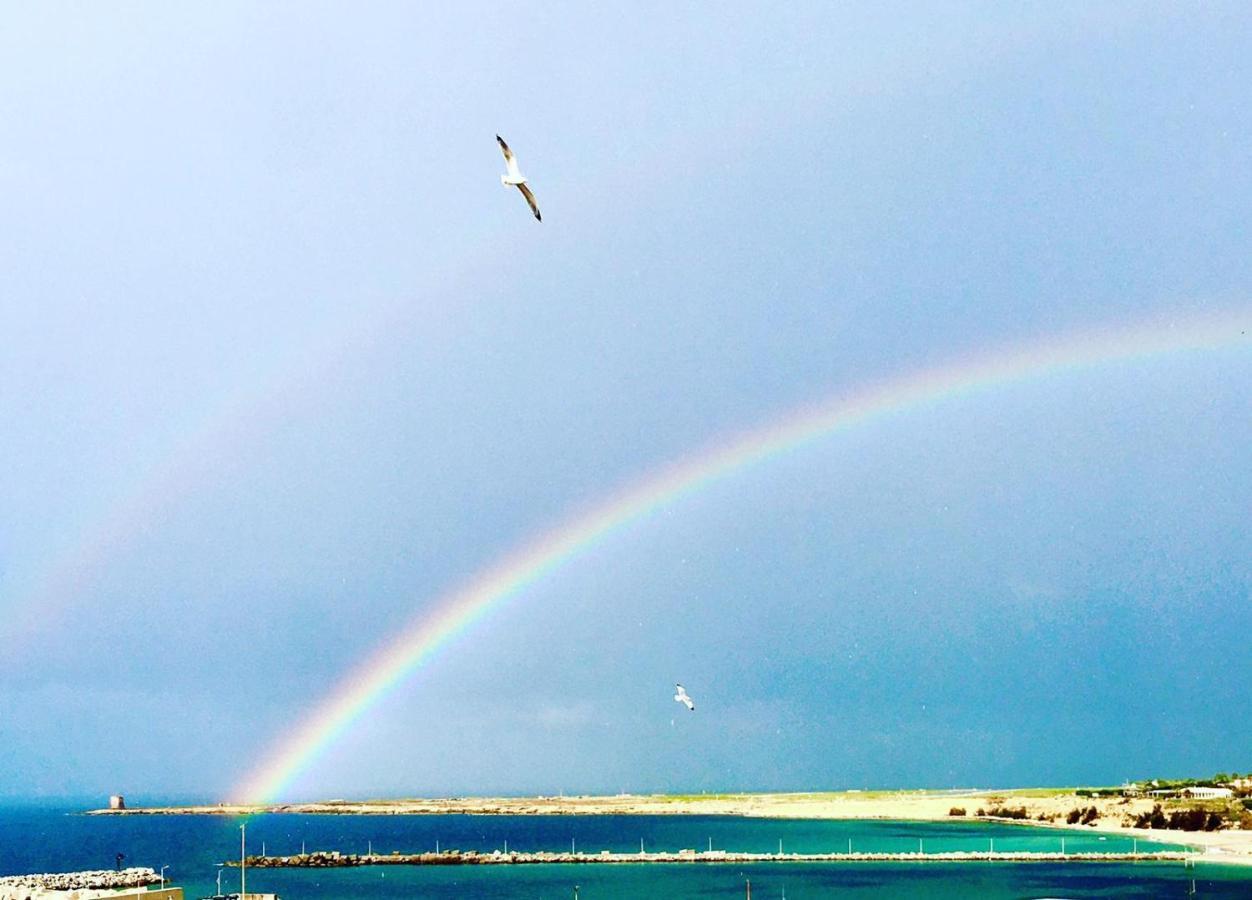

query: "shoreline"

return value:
[88, 790, 1252, 865]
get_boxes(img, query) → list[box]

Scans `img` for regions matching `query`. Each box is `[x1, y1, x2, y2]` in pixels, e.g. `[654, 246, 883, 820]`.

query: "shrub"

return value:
[948, 807, 966, 817]
[1132, 804, 1222, 830]
[1164, 808, 1224, 832]
[1082, 807, 1099, 825]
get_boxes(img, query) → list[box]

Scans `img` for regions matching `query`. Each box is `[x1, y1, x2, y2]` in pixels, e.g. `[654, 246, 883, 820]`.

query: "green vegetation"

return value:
[1136, 770, 1250, 792]
[947, 807, 966, 816]
[1132, 805, 1223, 831]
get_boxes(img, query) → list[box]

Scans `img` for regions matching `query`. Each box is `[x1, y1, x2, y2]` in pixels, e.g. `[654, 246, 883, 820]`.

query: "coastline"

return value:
[88, 790, 1252, 864]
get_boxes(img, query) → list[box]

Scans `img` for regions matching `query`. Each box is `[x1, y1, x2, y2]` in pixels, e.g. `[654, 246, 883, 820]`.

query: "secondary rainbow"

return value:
[235, 309, 1251, 803]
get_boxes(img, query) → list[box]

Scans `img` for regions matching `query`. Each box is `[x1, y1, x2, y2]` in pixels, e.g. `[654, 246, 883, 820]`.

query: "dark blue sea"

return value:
[2, 806, 1249, 898]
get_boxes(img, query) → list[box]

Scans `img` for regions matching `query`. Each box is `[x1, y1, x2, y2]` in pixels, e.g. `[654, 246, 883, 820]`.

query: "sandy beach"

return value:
[90, 790, 1252, 863]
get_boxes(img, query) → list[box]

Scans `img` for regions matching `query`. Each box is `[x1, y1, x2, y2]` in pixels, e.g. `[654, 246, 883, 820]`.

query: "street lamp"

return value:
[159, 866, 168, 890]
[240, 823, 247, 900]
[215, 864, 224, 897]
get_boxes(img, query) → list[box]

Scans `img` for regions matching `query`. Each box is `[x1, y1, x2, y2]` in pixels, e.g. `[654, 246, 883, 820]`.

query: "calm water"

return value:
[1, 807, 1248, 898]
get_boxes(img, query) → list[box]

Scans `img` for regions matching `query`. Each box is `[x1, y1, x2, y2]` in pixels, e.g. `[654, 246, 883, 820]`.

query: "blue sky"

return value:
[0, 2, 1248, 801]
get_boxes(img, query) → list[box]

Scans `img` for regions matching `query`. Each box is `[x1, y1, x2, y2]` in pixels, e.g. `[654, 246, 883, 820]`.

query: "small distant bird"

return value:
[496, 134, 541, 221]
[674, 683, 694, 711]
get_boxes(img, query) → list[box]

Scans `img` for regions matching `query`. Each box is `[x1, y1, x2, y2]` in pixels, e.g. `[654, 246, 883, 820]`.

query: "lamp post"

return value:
[240, 823, 246, 900]
[159, 866, 168, 890]
[215, 864, 224, 897]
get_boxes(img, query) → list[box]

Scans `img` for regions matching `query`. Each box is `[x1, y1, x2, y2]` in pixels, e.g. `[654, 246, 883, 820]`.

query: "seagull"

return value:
[496, 134, 541, 222]
[674, 683, 694, 711]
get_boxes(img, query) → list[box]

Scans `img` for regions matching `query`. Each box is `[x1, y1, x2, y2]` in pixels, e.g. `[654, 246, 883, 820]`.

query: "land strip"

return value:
[227, 848, 1190, 867]
[90, 791, 1252, 864]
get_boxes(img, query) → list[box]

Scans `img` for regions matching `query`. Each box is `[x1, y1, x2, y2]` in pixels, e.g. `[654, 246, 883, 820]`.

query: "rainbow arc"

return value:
[232, 310, 1249, 802]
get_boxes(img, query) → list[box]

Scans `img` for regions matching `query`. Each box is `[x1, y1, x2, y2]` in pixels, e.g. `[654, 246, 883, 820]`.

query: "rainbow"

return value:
[234, 309, 1250, 803]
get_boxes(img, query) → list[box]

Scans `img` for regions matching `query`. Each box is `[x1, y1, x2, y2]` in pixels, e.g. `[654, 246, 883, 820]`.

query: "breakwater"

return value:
[230, 849, 1190, 868]
[0, 867, 159, 891]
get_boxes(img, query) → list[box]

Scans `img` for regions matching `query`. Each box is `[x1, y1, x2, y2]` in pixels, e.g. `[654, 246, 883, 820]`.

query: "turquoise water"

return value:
[2, 807, 1248, 898]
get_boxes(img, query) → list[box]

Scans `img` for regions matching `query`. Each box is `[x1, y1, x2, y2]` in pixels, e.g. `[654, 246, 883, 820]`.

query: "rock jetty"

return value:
[229, 848, 1189, 868]
[0, 868, 159, 895]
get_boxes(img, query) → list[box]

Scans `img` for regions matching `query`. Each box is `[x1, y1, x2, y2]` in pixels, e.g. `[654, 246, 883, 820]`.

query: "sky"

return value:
[0, 2, 1249, 803]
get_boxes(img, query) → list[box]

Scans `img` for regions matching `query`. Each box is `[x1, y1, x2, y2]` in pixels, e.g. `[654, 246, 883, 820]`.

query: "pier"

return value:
[229, 848, 1191, 868]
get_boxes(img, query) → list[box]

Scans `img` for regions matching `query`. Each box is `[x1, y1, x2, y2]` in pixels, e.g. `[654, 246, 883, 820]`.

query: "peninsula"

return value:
[88, 788, 1252, 861]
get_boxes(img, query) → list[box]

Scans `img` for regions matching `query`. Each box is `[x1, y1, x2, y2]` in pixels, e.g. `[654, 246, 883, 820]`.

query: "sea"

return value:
[2, 806, 1250, 898]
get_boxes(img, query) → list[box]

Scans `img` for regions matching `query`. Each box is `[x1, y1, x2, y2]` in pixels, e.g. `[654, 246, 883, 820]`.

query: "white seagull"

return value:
[496, 134, 541, 222]
[674, 683, 695, 711]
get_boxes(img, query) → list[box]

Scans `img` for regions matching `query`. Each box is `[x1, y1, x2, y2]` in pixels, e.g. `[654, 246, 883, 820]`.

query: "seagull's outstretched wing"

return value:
[517, 183, 542, 221]
[674, 684, 694, 711]
[496, 134, 521, 179]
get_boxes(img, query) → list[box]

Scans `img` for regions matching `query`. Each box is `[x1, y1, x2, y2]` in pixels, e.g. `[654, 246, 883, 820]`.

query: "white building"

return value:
[1182, 787, 1234, 800]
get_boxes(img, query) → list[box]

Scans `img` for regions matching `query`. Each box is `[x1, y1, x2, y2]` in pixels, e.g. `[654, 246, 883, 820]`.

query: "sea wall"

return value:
[0, 868, 168, 900]
[229, 848, 1190, 868]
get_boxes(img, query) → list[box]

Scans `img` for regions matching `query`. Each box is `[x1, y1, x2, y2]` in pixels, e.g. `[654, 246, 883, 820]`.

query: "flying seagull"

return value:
[496, 134, 541, 221]
[674, 683, 694, 711]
